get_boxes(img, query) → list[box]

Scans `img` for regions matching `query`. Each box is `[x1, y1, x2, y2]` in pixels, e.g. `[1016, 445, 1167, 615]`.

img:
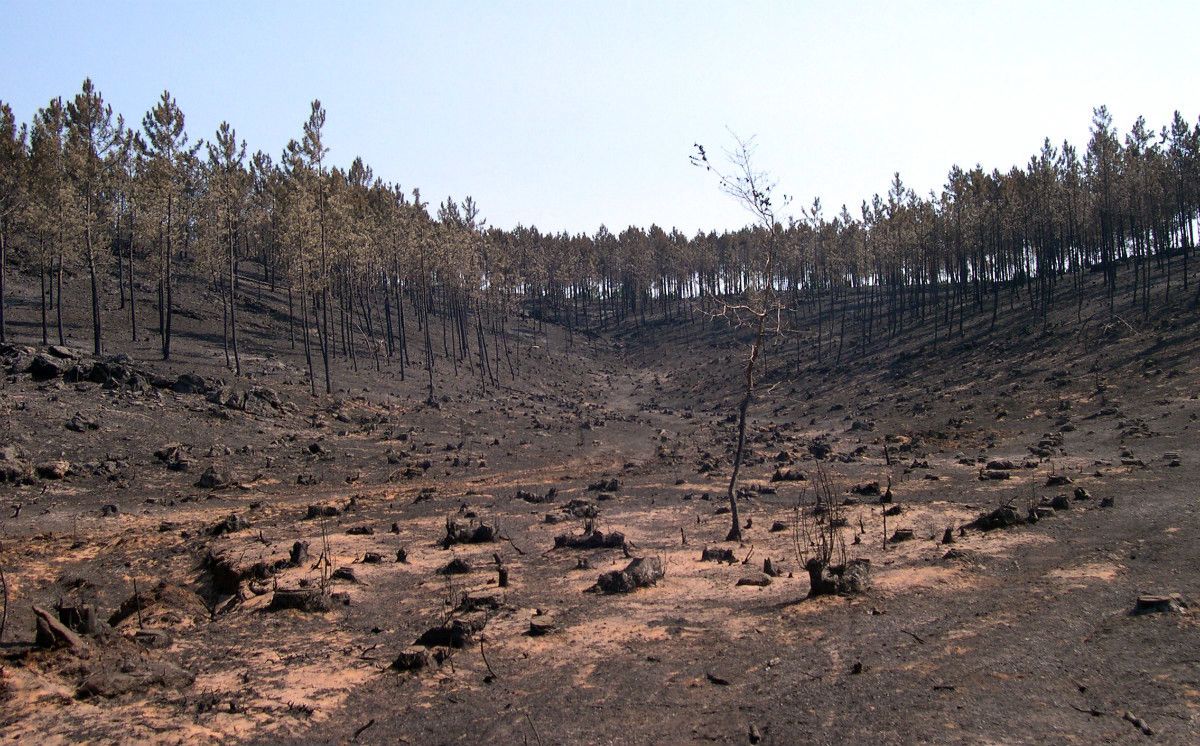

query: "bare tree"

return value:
[692, 135, 788, 541]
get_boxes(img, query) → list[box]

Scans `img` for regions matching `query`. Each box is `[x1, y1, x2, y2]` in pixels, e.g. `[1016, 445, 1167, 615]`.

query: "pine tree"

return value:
[28, 98, 71, 344]
[141, 90, 195, 360]
[1086, 106, 1121, 308]
[65, 79, 118, 356]
[206, 121, 248, 375]
[0, 101, 27, 344]
[302, 100, 333, 394]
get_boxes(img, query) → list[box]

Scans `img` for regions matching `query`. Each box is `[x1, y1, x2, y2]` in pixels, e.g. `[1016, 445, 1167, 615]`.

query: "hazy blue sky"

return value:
[2, 1, 1197, 233]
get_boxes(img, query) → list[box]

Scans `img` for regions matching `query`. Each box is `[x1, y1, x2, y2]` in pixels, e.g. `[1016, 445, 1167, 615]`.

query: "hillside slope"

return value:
[1, 264, 1198, 744]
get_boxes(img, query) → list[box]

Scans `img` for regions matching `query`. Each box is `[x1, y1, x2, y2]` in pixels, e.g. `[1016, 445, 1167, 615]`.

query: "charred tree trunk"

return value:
[287, 284, 295, 350]
[128, 206, 137, 341]
[725, 308, 767, 542]
[84, 201, 102, 356]
[39, 250, 48, 345]
[0, 224, 6, 344]
[55, 249, 64, 345]
[162, 193, 174, 361]
[299, 267, 315, 396]
[229, 220, 240, 376]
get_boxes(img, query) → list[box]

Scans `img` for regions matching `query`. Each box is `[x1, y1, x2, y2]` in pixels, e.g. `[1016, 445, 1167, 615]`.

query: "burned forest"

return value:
[2, 72, 1200, 745]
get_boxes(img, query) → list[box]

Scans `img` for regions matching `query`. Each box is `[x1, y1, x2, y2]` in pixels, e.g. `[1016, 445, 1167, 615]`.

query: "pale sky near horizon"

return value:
[2, 1, 1197, 234]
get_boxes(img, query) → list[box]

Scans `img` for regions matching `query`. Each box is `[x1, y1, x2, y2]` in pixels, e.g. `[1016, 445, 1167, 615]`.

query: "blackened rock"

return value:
[196, 466, 233, 489]
[0, 459, 32, 483]
[65, 413, 99, 432]
[517, 488, 556, 504]
[36, 460, 71, 479]
[28, 354, 64, 380]
[441, 519, 496, 547]
[331, 567, 361, 583]
[207, 385, 284, 415]
[736, 574, 772, 587]
[268, 589, 331, 613]
[391, 647, 433, 672]
[46, 344, 79, 359]
[968, 505, 1023, 531]
[700, 547, 737, 563]
[979, 469, 1011, 481]
[211, 513, 249, 536]
[415, 617, 483, 648]
[88, 358, 134, 387]
[808, 442, 832, 460]
[305, 504, 339, 519]
[595, 556, 664, 594]
[244, 388, 282, 417]
[439, 558, 472, 575]
[154, 443, 191, 471]
[172, 373, 212, 395]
